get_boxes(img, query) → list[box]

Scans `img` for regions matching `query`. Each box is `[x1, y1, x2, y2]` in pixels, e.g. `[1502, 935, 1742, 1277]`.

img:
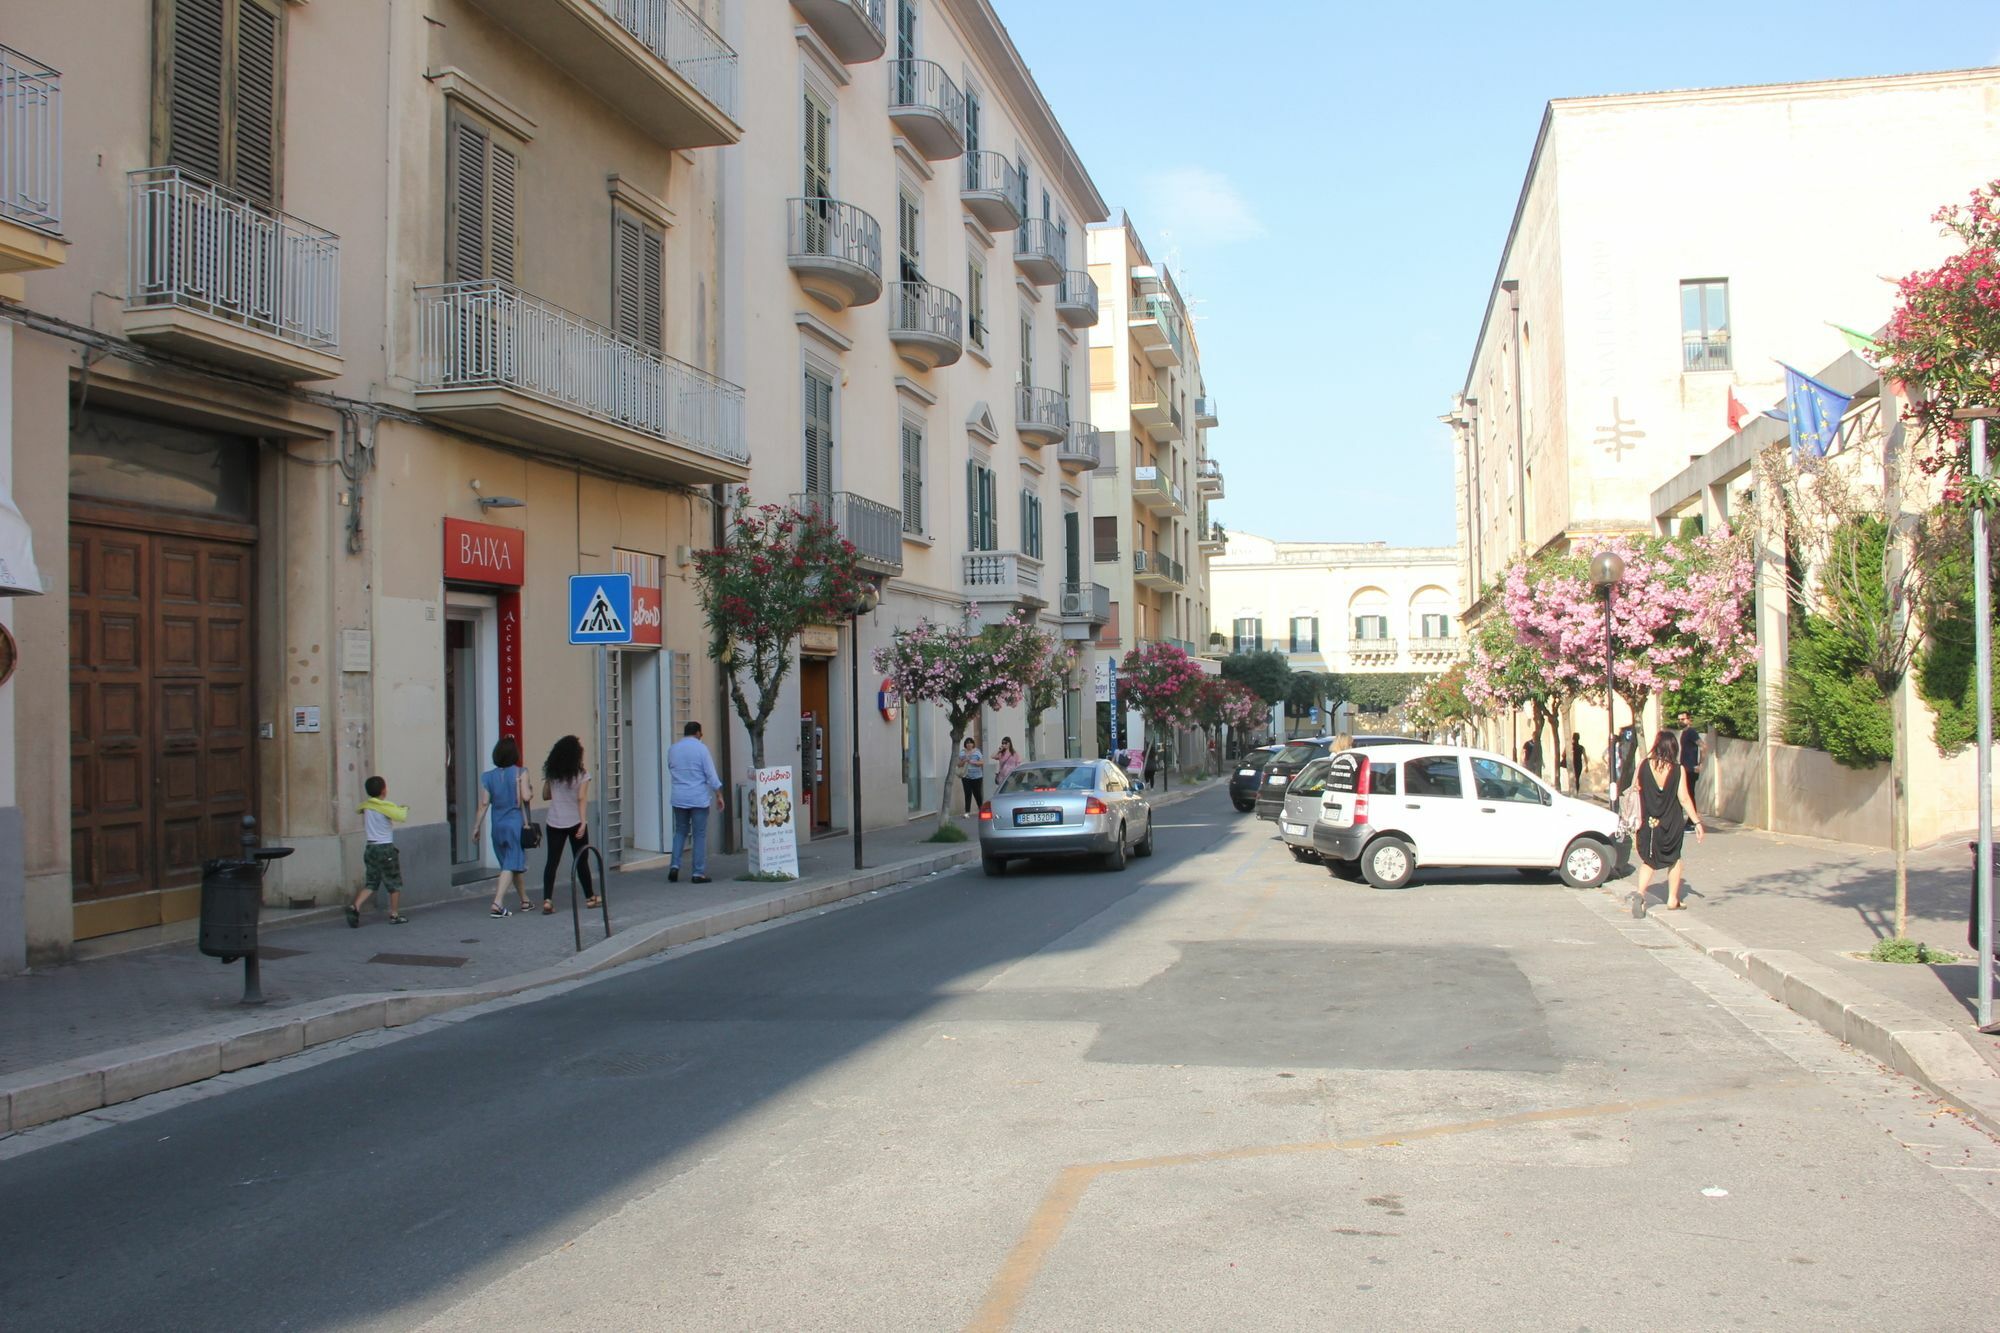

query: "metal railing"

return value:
[1169, 401, 1184, 435]
[1195, 395, 1218, 423]
[1016, 217, 1061, 268]
[787, 197, 882, 281]
[962, 150, 1024, 210]
[963, 550, 1041, 598]
[1132, 294, 1186, 360]
[1133, 549, 1183, 586]
[1133, 464, 1169, 503]
[588, 0, 739, 121]
[890, 58, 966, 133]
[1196, 458, 1223, 487]
[790, 490, 902, 573]
[1058, 422, 1102, 468]
[1057, 269, 1098, 314]
[1017, 384, 1068, 437]
[1682, 333, 1730, 372]
[1060, 579, 1111, 622]
[1, 45, 60, 233]
[889, 280, 962, 346]
[127, 167, 340, 351]
[414, 279, 747, 465]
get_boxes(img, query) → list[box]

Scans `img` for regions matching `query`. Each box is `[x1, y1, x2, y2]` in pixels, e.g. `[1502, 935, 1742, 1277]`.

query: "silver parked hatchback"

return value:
[979, 759, 1154, 876]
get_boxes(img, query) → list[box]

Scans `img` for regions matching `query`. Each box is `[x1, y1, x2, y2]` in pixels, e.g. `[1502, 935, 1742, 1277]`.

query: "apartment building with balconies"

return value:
[1085, 215, 1223, 760]
[0, 0, 744, 966]
[1209, 536, 1462, 681]
[727, 0, 1107, 833]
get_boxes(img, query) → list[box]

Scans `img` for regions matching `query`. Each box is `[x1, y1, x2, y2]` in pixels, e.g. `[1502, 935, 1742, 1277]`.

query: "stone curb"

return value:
[1634, 896, 2000, 1137]
[0, 778, 1222, 1135]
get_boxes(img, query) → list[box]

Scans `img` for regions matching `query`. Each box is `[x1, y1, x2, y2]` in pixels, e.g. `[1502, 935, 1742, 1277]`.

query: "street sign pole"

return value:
[567, 572, 633, 877]
[596, 645, 610, 868]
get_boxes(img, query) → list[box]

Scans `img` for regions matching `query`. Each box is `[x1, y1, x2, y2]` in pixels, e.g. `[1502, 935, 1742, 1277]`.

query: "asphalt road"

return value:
[5, 789, 2000, 1331]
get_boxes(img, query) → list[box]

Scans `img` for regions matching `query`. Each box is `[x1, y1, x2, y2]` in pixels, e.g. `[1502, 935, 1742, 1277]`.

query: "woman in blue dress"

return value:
[472, 736, 534, 917]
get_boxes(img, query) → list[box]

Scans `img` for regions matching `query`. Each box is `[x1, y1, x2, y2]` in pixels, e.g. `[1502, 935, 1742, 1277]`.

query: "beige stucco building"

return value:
[1208, 536, 1460, 678]
[1084, 216, 1225, 760]
[1, 1, 748, 967]
[1444, 65, 2000, 762]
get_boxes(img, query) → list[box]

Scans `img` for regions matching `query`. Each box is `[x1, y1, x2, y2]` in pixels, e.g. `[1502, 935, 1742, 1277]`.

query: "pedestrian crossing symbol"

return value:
[567, 572, 634, 645]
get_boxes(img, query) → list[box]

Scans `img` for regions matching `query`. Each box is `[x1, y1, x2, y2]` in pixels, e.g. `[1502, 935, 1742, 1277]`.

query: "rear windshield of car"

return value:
[1240, 749, 1278, 771]
[1001, 765, 1098, 793]
[1274, 742, 1321, 768]
[1291, 758, 1333, 796]
[1325, 753, 1398, 796]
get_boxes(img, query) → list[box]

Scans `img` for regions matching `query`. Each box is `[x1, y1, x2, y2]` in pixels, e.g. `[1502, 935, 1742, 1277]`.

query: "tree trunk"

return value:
[936, 719, 968, 834]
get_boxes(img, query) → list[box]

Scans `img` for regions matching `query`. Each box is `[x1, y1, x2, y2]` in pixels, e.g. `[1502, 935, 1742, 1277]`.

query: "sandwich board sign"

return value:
[568, 573, 634, 646]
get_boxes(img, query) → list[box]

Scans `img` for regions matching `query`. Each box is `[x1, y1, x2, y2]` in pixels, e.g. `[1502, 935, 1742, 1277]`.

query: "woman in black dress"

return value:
[1631, 729, 1704, 917]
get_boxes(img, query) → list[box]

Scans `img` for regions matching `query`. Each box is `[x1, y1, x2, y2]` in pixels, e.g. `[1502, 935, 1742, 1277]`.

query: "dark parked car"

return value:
[1229, 744, 1282, 811]
[1255, 734, 1420, 821]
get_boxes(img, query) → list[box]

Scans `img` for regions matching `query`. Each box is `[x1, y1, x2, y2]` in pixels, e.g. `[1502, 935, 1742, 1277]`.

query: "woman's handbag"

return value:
[1615, 783, 1642, 838]
[520, 798, 543, 850]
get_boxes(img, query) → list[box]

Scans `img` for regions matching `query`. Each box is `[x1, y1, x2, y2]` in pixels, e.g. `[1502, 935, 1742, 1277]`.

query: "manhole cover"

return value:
[367, 952, 468, 968]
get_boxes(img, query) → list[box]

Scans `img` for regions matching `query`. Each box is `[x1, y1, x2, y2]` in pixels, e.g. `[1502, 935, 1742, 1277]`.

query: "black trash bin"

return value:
[197, 816, 292, 1003]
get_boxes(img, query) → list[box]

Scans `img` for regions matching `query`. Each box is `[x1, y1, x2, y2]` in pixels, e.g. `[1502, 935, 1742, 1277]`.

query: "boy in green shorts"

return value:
[347, 775, 409, 926]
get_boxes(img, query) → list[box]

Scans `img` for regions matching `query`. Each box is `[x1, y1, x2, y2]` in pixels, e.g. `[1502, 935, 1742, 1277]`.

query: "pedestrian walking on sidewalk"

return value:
[1612, 723, 1639, 798]
[1678, 710, 1705, 812]
[347, 775, 409, 927]
[957, 737, 985, 814]
[473, 737, 534, 917]
[667, 721, 724, 884]
[1143, 741, 1160, 789]
[1629, 729, 1704, 918]
[539, 735, 596, 914]
[994, 736, 1022, 788]
[1570, 732, 1585, 792]
[1522, 735, 1543, 778]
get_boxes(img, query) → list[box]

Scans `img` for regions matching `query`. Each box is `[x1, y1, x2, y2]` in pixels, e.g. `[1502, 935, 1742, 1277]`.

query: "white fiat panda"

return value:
[1309, 744, 1625, 890]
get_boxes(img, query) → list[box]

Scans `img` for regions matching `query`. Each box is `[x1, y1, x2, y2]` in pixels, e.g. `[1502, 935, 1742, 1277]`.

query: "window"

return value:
[894, 0, 917, 100]
[611, 209, 664, 354]
[1019, 489, 1043, 559]
[1353, 615, 1389, 641]
[446, 112, 519, 283]
[1289, 617, 1318, 653]
[967, 256, 987, 349]
[1019, 309, 1035, 387]
[1291, 759, 1332, 797]
[897, 186, 922, 284]
[1232, 617, 1262, 654]
[1059, 349, 1073, 414]
[1681, 279, 1730, 372]
[899, 418, 924, 534]
[964, 88, 980, 157]
[1403, 756, 1464, 799]
[155, 0, 285, 205]
[966, 462, 997, 551]
[802, 365, 834, 495]
[1063, 509, 1081, 584]
[1472, 757, 1543, 804]
[1092, 514, 1118, 561]
[1421, 612, 1452, 640]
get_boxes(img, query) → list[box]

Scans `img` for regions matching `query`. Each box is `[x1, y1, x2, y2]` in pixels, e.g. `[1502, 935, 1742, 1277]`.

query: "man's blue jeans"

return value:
[671, 805, 710, 876]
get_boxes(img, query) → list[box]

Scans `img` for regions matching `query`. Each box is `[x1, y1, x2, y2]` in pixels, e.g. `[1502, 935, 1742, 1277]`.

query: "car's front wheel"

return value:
[1134, 821, 1155, 857]
[1558, 836, 1611, 888]
[1360, 836, 1415, 890]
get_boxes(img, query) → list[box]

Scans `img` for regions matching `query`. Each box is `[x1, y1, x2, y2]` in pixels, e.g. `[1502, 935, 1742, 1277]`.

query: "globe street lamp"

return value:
[1589, 550, 1625, 799]
[849, 581, 881, 871]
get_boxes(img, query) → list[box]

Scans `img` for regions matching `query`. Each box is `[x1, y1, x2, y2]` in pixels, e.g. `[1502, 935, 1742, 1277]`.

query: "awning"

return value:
[0, 489, 43, 596]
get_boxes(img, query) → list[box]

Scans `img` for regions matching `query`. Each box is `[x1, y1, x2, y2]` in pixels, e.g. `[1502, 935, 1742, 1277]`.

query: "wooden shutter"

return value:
[964, 90, 980, 155]
[447, 116, 518, 283]
[1018, 490, 1028, 558]
[232, 0, 280, 204]
[983, 469, 998, 550]
[803, 368, 833, 495]
[1093, 515, 1117, 559]
[488, 141, 518, 282]
[898, 190, 921, 284]
[803, 89, 831, 200]
[900, 421, 923, 534]
[1064, 511, 1081, 583]
[159, 0, 284, 203]
[612, 210, 664, 354]
[166, 0, 227, 183]
[966, 460, 978, 548]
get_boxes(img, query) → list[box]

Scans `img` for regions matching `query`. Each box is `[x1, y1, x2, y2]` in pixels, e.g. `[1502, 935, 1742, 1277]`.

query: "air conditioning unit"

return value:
[1060, 590, 1086, 616]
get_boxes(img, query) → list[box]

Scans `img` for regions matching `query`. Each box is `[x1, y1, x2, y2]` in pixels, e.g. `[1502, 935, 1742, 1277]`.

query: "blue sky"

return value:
[998, 0, 1999, 547]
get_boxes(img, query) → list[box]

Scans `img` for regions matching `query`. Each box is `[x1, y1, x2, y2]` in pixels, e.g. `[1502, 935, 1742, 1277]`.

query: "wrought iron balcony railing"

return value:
[791, 490, 902, 575]
[1, 45, 61, 233]
[587, 0, 739, 121]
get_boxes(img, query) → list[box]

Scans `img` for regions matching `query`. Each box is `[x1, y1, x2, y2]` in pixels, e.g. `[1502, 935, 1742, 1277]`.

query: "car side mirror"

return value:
[1131, 780, 1145, 793]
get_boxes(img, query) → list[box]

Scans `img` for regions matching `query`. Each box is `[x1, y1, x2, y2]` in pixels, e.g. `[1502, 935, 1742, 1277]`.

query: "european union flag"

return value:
[1782, 363, 1851, 458]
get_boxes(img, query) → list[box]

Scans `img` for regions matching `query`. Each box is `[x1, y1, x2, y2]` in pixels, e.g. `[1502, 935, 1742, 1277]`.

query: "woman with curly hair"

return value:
[539, 734, 597, 914]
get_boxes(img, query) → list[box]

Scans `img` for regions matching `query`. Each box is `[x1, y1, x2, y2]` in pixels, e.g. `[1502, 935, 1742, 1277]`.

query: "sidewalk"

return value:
[0, 779, 1223, 1132]
[1618, 821, 2000, 1134]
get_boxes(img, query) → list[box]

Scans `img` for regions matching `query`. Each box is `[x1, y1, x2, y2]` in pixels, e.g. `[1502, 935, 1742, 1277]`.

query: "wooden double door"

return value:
[70, 516, 256, 937]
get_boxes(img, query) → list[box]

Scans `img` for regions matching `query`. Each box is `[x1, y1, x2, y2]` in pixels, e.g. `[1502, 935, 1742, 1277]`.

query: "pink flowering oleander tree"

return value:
[875, 609, 1055, 832]
[1464, 613, 1567, 762]
[1120, 640, 1205, 787]
[1022, 639, 1079, 760]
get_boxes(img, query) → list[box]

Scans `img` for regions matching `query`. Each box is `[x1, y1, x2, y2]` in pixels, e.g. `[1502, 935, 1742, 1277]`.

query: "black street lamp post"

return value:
[849, 582, 880, 871]
[1589, 550, 1625, 799]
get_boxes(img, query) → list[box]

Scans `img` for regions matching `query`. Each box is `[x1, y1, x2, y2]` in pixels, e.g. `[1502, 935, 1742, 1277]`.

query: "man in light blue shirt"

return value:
[668, 720, 724, 883]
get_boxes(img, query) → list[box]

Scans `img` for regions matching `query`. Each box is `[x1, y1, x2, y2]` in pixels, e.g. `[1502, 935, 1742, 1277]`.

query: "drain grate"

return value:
[367, 952, 469, 968]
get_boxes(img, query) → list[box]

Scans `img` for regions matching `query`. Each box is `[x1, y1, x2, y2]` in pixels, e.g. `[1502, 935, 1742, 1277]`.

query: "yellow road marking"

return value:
[964, 1081, 1795, 1332]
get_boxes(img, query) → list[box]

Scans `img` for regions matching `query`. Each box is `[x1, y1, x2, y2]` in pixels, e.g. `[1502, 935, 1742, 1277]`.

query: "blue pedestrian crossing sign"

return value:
[568, 573, 634, 645]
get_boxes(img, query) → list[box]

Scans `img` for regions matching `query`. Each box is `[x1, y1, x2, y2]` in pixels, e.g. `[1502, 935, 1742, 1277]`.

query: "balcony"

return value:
[1016, 384, 1068, 449]
[1683, 333, 1731, 373]
[888, 59, 966, 161]
[1195, 396, 1218, 428]
[0, 45, 65, 272]
[1056, 270, 1098, 328]
[124, 167, 341, 380]
[961, 151, 1024, 231]
[1129, 294, 1184, 368]
[1132, 549, 1183, 591]
[888, 281, 963, 369]
[413, 280, 748, 486]
[1057, 419, 1102, 472]
[1347, 637, 1400, 664]
[1013, 218, 1063, 285]
[1131, 392, 1182, 443]
[793, 0, 886, 64]
[1131, 465, 1174, 515]
[470, 0, 740, 147]
[790, 490, 903, 578]
[1196, 457, 1224, 499]
[962, 550, 1046, 620]
[1409, 635, 1462, 664]
[787, 197, 882, 311]
[1197, 521, 1227, 555]
[1057, 579, 1111, 639]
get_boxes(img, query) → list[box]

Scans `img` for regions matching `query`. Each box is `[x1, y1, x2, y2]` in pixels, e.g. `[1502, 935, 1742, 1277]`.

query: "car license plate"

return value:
[1014, 810, 1061, 826]
[1282, 822, 1306, 836]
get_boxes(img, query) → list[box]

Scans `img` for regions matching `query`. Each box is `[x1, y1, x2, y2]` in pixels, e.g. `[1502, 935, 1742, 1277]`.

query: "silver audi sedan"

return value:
[979, 758, 1154, 876]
